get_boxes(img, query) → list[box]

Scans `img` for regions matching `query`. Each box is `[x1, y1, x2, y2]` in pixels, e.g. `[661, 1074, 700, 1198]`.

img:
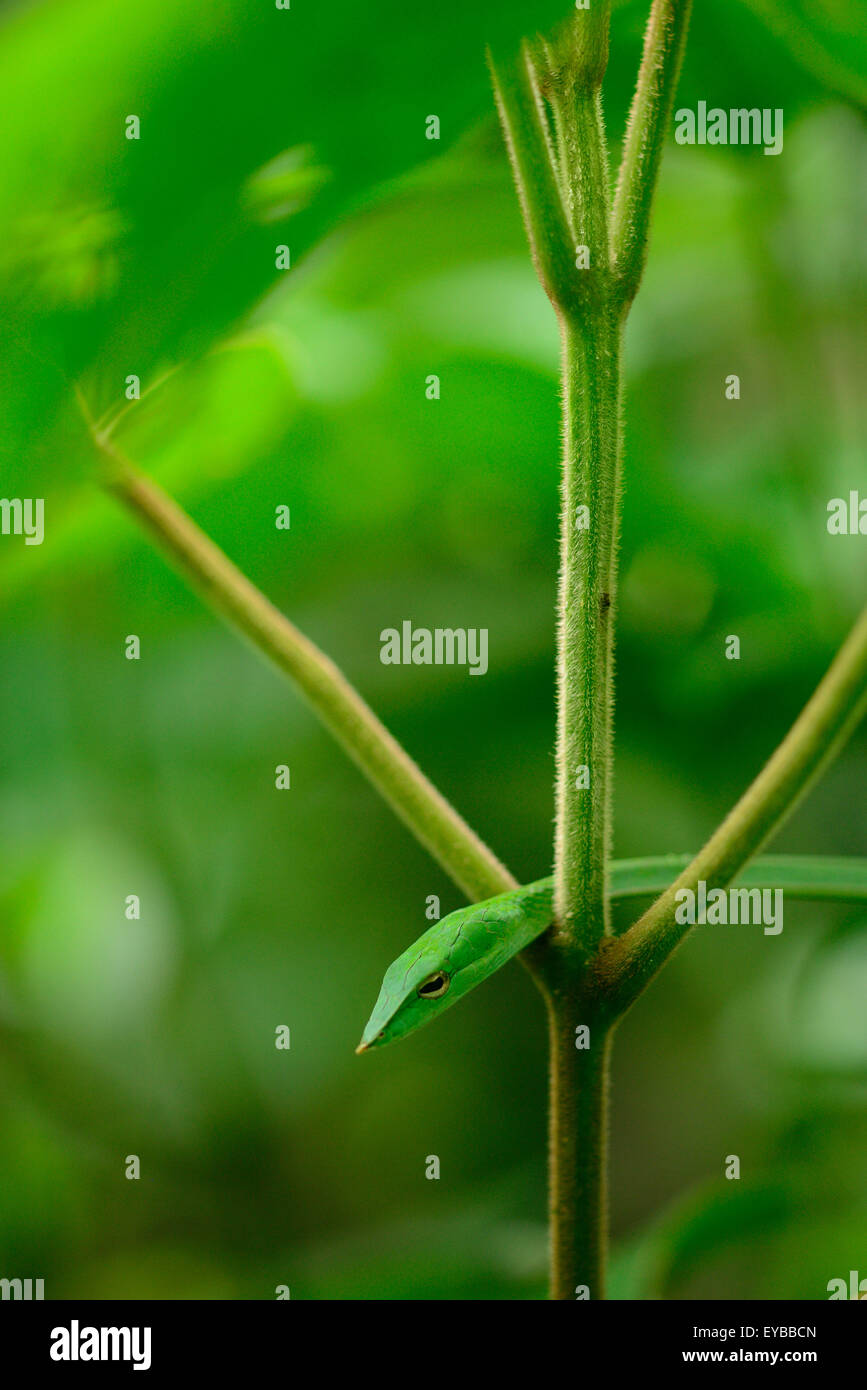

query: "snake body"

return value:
[357, 855, 867, 1052]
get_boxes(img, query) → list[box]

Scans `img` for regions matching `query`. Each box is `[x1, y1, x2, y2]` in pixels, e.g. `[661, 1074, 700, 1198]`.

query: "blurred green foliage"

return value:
[0, 0, 865, 1299]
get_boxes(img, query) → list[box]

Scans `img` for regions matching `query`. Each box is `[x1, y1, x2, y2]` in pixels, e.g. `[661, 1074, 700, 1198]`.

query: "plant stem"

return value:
[542, 8, 621, 1301]
[488, 44, 581, 317]
[492, 7, 622, 1300]
[546, 980, 611, 1300]
[554, 311, 623, 962]
[612, 0, 693, 305]
[547, 11, 612, 277]
[542, 0, 693, 1298]
[599, 604, 867, 1015]
[95, 439, 518, 905]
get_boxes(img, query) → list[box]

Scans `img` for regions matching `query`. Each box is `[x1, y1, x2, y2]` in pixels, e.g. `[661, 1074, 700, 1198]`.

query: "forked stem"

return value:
[495, 1, 692, 1299]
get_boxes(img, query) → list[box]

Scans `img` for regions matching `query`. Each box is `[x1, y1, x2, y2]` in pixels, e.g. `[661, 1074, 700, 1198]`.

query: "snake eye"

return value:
[417, 970, 450, 1000]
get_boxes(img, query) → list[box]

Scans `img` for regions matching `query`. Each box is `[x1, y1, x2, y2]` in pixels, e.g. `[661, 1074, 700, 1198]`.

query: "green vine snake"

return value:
[357, 855, 867, 1052]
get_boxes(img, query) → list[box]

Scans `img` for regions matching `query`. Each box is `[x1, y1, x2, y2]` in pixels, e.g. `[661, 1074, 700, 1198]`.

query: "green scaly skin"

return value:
[356, 878, 554, 1051]
[357, 854, 867, 1052]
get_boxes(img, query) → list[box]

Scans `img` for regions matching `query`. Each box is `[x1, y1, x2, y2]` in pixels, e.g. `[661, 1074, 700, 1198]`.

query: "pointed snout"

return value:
[356, 981, 401, 1055]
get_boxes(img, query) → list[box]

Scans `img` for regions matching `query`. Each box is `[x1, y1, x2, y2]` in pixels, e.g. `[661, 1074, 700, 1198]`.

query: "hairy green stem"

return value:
[488, 44, 580, 317]
[612, 0, 693, 304]
[546, 8, 612, 289]
[599, 604, 867, 1015]
[547, 988, 611, 1300]
[554, 312, 623, 960]
[96, 440, 517, 905]
[491, 4, 622, 1301]
[495, 5, 622, 1303]
[542, 0, 690, 1300]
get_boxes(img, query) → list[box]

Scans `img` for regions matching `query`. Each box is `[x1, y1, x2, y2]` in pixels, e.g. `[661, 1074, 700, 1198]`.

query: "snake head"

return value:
[356, 934, 456, 1052]
[356, 883, 553, 1054]
[355, 905, 512, 1052]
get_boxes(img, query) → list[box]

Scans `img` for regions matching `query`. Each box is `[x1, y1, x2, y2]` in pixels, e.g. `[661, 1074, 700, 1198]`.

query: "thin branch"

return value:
[94, 435, 518, 905]
[611, 0, 692, 306]
[598, 605, 867, 1015]
[542, 3, 612, 308]
[488, 42, 583, 319]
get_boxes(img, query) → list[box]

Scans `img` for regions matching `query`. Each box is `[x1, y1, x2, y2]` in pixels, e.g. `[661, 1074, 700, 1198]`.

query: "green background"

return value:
[0, 0, 865, 1299]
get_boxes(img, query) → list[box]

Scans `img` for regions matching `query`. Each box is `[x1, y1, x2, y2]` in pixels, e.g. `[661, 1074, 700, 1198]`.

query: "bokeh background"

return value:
[0, 0, 865, 1299]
